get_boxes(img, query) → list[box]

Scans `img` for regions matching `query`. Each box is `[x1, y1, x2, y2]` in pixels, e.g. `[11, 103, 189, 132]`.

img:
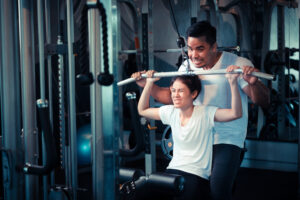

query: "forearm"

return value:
[230, 82, 242, 118]
[248, 80, 270, 109]
[214, 81, 242, 122]
[138, 82, 153, 115]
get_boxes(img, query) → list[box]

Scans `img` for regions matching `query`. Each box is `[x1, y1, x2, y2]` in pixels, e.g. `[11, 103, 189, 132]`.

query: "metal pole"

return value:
[297, 1, 300, 198]
[0, 1, 23, 199]
[44, 0, 54, 198]
[111, 1, 121, 198]
[37, 1, 49, 199]
[18, 0, 39, 199]
[277, 5, 286, 139]
[91, 1, 119, 199]
[88, 6, 104, 200]
[190, 0, 199, 24]
[142, 0, 156, 175]
[45, 0, 53, 128]
[37, 0, 45, 101]
[66, 0, 78, 198]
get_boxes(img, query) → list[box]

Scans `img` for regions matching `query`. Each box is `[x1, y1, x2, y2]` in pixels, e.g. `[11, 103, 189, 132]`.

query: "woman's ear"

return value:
[192, 90, 198, 99]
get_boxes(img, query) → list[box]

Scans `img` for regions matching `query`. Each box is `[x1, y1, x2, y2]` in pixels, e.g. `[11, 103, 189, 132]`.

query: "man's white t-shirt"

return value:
[159, 105, 217, 179]
[179, 51, 253, 148]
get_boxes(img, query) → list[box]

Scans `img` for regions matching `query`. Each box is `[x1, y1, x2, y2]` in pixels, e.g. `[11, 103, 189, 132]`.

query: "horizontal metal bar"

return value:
[119, 46, 240, 54]
[117, 69, 275, 86]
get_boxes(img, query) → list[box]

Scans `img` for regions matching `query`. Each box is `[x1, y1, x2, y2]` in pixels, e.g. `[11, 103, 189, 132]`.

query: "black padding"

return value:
[76, 72, 94, 85]
[119, 168, 145, 183]
[147, 172, 185, 195]
[23, 106, 58, 175]
[119, 93, 144, 157]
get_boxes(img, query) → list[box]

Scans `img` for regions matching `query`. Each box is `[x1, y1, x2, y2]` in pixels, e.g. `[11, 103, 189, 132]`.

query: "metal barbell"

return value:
[117, 69, 275, 86]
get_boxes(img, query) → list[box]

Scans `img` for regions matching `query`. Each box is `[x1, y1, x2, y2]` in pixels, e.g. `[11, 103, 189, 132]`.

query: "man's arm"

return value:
[150, 84, 172, 105]
[131, 71, 173, 104]
[243, 80, 270, 108]
[242, 66, 270, 109]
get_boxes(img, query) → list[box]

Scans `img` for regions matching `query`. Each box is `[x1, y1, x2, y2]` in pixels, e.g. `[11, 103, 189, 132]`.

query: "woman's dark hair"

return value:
[170, 75, 201, 100]
[186, 21, 216, 46]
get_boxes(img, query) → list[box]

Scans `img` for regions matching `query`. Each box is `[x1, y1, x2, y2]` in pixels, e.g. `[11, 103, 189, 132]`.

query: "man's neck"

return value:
[203, 51, 222, 70]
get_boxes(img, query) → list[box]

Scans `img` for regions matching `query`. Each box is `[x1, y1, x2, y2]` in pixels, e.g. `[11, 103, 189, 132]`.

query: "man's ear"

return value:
[212, 42, 217, 52]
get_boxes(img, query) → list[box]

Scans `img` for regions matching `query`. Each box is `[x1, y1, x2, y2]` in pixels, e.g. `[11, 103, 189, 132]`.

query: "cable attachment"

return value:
[176, 36, 190, 71]
[167, 0, 190, 71]
[97, 2, 114, 86]
[176, 36, 185, 48]
[76, 72, 94, 85]
[97, 72, 114, 86]
[86, 1, 114, 86]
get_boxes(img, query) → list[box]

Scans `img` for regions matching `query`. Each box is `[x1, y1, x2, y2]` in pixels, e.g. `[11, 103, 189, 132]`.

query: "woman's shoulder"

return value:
[195, 105, 218, 112]
[160, 104, 178, 114]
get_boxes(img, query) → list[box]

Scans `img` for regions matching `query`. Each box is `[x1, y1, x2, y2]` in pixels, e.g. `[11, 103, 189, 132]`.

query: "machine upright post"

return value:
[0, 1, 24, 199]
[277, 5, 286, 139]
[142, 0, 156, 175]
[297, 0, 300, 200]
[66, 0, 78, 198]
[88, 5, 105, 200]
[86, 1, 120, 199]
[111, 0, 121, 198]
[18, 0, 39, 199]
[44, 0, 54, 193]
[37, 1, 49, 199]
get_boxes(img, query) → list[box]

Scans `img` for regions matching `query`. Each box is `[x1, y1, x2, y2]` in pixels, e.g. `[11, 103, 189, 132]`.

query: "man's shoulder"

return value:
[178, 59, 197, 71]
[222, 51, 253, 67]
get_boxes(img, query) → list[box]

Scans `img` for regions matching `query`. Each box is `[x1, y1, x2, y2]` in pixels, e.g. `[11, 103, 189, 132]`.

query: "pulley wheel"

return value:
[161, 126, 173, 160]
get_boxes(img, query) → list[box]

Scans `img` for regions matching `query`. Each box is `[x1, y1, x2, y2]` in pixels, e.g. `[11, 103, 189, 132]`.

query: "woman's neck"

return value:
[179, 105, 194, 126]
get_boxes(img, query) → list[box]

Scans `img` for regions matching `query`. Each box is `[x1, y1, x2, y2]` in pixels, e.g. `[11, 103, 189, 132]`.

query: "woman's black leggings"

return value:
[165, 169, 210, 200]
[210, 144, 242, 200]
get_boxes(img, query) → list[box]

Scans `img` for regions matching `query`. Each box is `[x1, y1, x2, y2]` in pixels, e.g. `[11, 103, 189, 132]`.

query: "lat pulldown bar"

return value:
[119, 46, 240, 54]
[117, 69, 275, 86]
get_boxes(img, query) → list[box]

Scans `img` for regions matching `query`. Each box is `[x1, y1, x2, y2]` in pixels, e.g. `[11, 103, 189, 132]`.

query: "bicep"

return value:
[139, 107, 161, 120]
[214, 108, 234, 122]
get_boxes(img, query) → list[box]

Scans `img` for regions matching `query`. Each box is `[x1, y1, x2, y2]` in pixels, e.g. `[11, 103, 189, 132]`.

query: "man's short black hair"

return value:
[186, 21, 216, 46]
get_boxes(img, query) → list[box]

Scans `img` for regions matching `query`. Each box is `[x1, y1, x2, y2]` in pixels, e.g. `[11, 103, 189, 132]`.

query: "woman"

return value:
[137, 66, 242, 200]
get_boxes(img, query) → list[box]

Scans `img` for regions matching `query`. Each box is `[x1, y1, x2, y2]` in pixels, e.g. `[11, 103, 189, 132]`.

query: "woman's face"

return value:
[170, 79, 197, 109]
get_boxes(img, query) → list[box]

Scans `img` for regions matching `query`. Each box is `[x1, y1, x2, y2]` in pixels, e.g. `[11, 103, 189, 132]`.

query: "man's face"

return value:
[187, 36, 217, 69]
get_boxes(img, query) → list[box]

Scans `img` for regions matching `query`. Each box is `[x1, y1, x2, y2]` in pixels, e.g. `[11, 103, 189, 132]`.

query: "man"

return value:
[132, 21, 270, 200]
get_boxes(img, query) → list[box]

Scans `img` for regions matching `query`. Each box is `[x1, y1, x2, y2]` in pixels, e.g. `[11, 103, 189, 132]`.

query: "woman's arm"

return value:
[137, 71, 161, 120]
[214, 66, 243, 122]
